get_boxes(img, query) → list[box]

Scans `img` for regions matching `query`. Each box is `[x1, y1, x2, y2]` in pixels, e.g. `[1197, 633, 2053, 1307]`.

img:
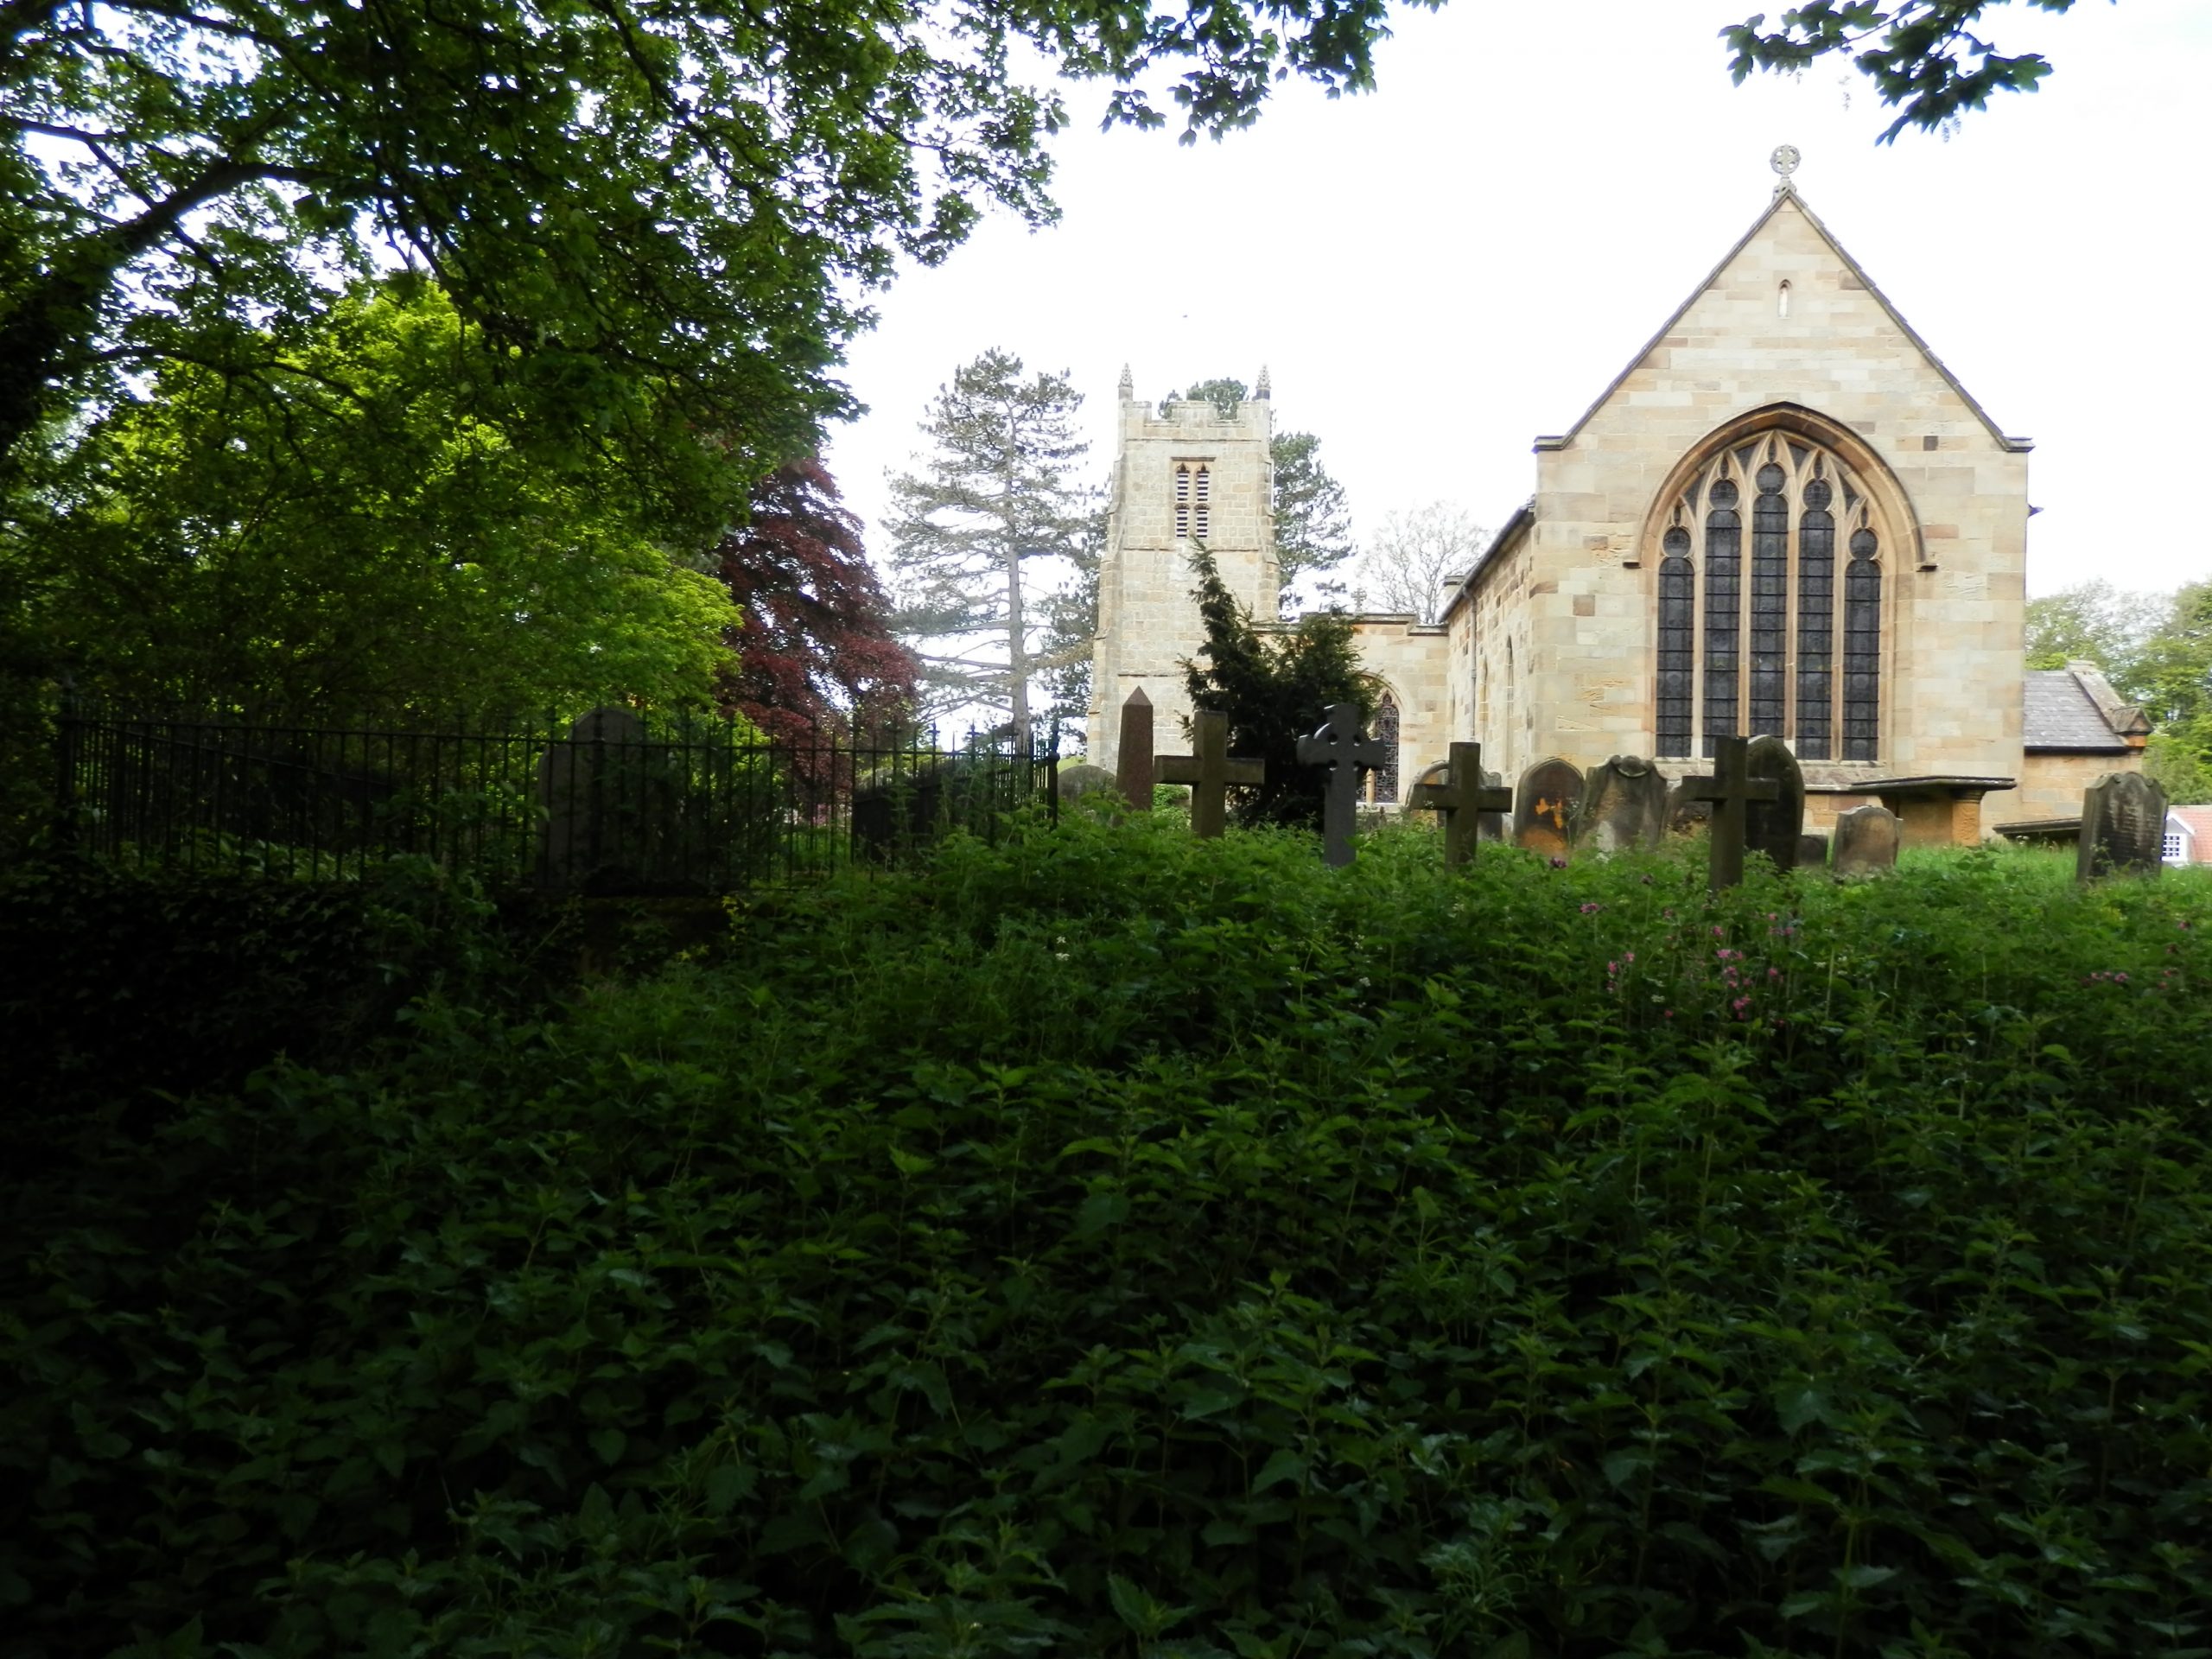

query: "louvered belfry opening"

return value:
[1655, 435, 1883, 762]
[1173, 462, 1211, 540]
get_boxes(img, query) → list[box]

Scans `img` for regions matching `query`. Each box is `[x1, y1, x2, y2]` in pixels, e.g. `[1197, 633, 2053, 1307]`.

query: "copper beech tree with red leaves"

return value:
[711, 461, 918, 746]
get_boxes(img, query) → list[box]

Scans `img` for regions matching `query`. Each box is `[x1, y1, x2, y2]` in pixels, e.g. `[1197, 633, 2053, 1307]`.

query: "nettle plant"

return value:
[4, 818, 2210, 1658]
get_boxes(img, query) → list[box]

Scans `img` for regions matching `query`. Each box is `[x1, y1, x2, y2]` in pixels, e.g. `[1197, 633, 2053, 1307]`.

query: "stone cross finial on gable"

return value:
[1770, 143, 1801, 195]
[1681, 734, 1781, 889]
[1408, 741, 1512, 868]
[1158, 709, 1263, 837]
[1297, 702, 1388, 868]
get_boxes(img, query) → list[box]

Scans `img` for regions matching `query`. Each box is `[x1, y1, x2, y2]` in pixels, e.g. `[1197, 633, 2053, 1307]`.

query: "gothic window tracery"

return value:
[1655, 435, 1885, 761]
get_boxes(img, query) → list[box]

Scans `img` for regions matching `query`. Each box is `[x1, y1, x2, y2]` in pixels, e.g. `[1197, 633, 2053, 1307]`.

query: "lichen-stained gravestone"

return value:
[1115, 689, 1154, 806]
[1158, 709, 1264, 839]
[1408, 741, 1512, 868]
[537, 706, 665, 888]
[1514, 757, 1584, 860]
[1744, 735, 1807, 873]
[1297, 702, 1387, 868]
[1832, 803, 1901, 876]
[1575, 755, 1666, 854]
[1680, 734, 1778, 890]
[2078, 771, 2167, 880]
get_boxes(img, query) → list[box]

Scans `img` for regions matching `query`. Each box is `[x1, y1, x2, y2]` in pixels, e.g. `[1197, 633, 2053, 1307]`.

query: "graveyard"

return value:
[7, 772, 2212, 1656]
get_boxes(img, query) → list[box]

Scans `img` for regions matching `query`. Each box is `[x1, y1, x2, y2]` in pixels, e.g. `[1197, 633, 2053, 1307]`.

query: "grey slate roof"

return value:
[2024, 669, 2133, 752]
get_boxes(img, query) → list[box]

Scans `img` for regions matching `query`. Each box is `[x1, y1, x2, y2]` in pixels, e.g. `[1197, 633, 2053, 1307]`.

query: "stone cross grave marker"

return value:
[1745, 734, 1808, 873]
[1680, 734, 1780, 889]
[1831, 802, 1900, 876]
[2078, 771, 2167, 880]
[1157, 709, 1264, 838]
[1514, 757, 1585, 860]
[1576, 755, 1667, 854]
[1116, 688, 1154, 806]
[1408, 741, 1513, 868]
[1297, 702, 1388, 868]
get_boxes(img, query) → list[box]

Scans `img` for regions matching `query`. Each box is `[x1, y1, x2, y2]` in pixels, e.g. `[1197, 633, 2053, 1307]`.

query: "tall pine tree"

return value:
[886, 351, 1090, 734]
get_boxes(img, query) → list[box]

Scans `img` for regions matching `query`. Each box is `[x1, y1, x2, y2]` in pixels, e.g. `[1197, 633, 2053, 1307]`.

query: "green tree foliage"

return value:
[1183, 376, 1356, 610]
[2137, 581, 2212, 802]
[2024, 579, 2164, 678]
[1725, 0, 2113, 143]
[0, 0, 1432, 499]
[886, 349, 1090, 731]
[1181, 543, 1372, 828]
[7, 281, 736, 715]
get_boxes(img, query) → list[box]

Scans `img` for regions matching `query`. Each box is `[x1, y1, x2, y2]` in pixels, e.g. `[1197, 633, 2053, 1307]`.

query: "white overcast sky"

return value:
[821, 0, 2210, 604]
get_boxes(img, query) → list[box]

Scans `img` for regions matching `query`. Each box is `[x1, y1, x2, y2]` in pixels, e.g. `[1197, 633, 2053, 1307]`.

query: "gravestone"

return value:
[1831, 803, 1900, 876]
[1157, 709, 1263, 839]
[1297, 703, 1388, 868]
[1056, 762, 1115, 803]
[2077, 771, 2167, 880]
[1115, 689, 1154, 805]
[1744, 735, 1807, 872]
[1576, 755, 1667, 854]
[1514, 758, 1584, 860]
[1408, 741, 1513, 868]
[1680, 734, 1779, 890]
[537, 707, 663, 888]
[1797, 832, 1832, 871]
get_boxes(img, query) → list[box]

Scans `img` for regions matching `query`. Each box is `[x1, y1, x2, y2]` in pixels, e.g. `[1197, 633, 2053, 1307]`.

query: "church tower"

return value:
[1086, 370, 1279, 771]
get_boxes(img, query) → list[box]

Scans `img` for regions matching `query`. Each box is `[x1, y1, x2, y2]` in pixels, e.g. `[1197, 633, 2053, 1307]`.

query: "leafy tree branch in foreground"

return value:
[1725, 0, 2114, 142]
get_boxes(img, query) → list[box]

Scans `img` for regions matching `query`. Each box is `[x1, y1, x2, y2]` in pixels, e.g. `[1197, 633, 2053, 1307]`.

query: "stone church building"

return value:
[1084, 159, 2145, 843]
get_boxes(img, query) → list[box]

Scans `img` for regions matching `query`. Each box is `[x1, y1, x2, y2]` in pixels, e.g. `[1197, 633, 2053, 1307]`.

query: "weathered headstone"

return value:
[1831, 803, 1900, 876]
[1115, 689, 1154, 806]
[1797, 831, 1832, 871]
[1408, 741, 1514, 868]
[1157, 709, 1264, 839]
[2078, 771, 2167, 880]
[1575, 755, 1667, 854]
[1514, 757, 1585, 860]
[537, 706, 658, 887]
[1297, 702, 1388, 868]
[1744, 735, 1807, 872]
[1056, 762, 1115, 803]
[1680, 734, 1779, 889]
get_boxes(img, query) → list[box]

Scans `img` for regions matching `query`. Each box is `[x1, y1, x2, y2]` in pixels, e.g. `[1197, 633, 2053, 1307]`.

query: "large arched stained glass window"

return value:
[1795, 475, 1836, 760]
[1843, 528, 1881, 760]
[1749, 462, 1789, 734]
[1656, 526, 1694, 758]
[1701, 476, 1741, 757]
[1370, 695, 1402, 804]
[1656, 435, 1884, 762]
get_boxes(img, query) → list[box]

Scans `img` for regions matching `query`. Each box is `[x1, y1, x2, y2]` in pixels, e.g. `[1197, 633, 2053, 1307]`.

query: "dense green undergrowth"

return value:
[7, 820, 2212, 1658]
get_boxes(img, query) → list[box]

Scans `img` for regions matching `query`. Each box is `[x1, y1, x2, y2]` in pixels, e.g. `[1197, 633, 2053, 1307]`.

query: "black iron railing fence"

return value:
[52, 701, 1060, 893]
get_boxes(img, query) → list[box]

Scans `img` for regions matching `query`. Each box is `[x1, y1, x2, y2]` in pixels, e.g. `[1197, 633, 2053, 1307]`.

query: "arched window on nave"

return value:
[1654, 434, 1885, 761]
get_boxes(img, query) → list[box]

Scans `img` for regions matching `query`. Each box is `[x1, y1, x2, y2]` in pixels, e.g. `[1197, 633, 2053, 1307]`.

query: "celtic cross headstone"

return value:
[1157, 709, 1263, 838]
[1297, 702, 1387, 868]
[1408, 741, 1512, 868]
[1681, 734, 1780, 889]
